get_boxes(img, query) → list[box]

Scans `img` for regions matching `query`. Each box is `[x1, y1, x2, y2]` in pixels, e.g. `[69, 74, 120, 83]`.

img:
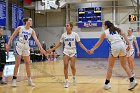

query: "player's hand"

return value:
[89, 49, 94, 54]
[6, 45, 10, 52]
[40, 49, 46, 55]
[86, 49, 90, 54]
[137, 51, 140, 58]
[47, 49, 53, 54]
[126, 45, 130, 51]
[45, 50, 49, 56]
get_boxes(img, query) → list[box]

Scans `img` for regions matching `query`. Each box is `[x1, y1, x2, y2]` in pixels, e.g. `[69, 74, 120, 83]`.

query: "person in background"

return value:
[126, 28, 140, 76]
[0, 27, 9, 84]
[42, 41, 47, 61]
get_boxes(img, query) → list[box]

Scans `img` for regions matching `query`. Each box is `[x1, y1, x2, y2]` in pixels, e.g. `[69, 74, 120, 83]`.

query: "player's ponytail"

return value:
[105, 21, 118, 34]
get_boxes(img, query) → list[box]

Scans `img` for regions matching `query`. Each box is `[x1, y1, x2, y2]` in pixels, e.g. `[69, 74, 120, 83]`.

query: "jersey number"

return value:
[1, 43, 4, 47]
[68, 42, 71, 47]
[24, 35, 28, 40]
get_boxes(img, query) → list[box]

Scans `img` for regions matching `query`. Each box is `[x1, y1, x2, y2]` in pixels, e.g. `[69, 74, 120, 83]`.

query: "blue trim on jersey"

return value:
[14, 43, 19, 55]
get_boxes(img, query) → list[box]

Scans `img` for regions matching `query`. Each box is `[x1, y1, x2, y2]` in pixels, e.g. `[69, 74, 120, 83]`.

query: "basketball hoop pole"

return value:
[137, 0, 140, 31]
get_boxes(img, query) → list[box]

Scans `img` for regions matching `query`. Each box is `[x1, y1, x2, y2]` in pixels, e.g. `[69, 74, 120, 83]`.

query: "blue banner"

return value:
[12, 4, 18, 28]
[12, 4, 24, 28]
[18, 7, 24, 26]
[0, 1, 6, 27]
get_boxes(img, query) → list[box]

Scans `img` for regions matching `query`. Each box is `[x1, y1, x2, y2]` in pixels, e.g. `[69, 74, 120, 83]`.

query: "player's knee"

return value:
[70, 65, 75, 70]
[25, 62, 30, 65]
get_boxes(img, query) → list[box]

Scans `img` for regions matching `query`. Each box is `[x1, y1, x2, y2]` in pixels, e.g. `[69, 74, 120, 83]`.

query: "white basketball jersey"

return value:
[18, 26, 33, 43]
[104, 29, 122, 45]
[60, 32, 80, 49]
[127, 35, 136, 50]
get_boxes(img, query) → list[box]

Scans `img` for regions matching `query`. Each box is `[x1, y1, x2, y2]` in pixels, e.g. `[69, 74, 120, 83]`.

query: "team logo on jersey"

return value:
[65, 38, 74, 41]
[22, 31, 31, 35]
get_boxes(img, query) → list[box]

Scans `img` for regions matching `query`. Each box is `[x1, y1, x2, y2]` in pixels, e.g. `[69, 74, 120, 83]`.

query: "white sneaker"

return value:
[103, 83, 111, 90]
[28, 79, 35, 87]
[0, 80, 7, 84]
[73, 78, 76, 86]
[12, 79, 17, 87]
[64, 81, 69, 88]
[128, 80, 138, 90]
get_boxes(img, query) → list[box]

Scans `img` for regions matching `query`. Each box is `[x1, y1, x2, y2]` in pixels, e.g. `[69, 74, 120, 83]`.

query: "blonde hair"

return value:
[67, 22, 74, 30]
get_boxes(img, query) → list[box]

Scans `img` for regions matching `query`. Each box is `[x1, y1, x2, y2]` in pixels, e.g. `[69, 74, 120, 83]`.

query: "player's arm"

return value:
[7, 27, 20, 46]
[32, 30, 43, 50]
[133, 37, 140, 56]
[78, 41, 88, 52]
[120, 31, 130, 45]
[48, 34, 64, 53]
[51, 42, 62, 51]
[90, 33, 106, 54]
[120, 30, 130, 51]
[75, 33, 88, 53]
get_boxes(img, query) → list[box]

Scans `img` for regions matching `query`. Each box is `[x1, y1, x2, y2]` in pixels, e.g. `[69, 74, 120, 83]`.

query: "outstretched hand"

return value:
[89, 49, 94, 54]
[47, 49, 53, 54]
[85, 49, 90, 54]
[40, 49, 46, 55]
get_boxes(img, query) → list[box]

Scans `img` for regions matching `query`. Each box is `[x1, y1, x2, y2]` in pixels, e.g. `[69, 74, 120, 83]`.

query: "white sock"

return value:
[73, 76, 76, 79]
[65, 79, 68, 82]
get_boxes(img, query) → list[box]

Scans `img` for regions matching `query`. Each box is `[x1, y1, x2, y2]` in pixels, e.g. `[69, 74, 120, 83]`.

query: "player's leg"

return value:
[63, 54, 70, 88]
[70, 55, 76, 85]
[12, 55, 21, 87]
[23, 49, 35, 87]
[0, 51, 7, 84]
[104, 55, 116, 90]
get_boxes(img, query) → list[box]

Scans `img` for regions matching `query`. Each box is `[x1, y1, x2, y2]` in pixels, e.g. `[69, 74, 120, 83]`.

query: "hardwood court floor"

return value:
[0, 58, 140, 93]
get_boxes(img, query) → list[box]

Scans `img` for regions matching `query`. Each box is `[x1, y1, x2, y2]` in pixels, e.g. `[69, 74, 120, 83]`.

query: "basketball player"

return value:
[0, 27, 9, 84]
[48, 22, 89, 88]
[6, 17, 46, 87]
[89, 21, 137, 90]
[126, 28, 140, 76]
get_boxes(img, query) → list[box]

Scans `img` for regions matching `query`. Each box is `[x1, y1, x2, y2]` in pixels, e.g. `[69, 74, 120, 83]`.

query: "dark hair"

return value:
[23, 17, 30, 24]
[104, 21, 121, 34]
[0, 26, 3, 30]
